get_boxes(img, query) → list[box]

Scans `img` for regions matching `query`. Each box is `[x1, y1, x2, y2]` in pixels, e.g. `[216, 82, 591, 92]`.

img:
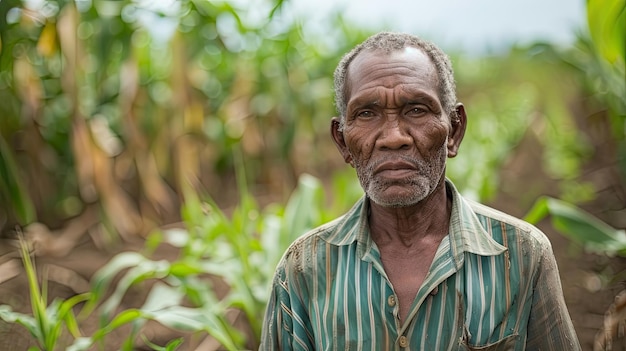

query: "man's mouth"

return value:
[373, 160, 418, 179]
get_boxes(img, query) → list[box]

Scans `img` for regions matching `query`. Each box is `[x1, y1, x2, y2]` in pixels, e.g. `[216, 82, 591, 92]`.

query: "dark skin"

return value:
[331, 47, 467, 323]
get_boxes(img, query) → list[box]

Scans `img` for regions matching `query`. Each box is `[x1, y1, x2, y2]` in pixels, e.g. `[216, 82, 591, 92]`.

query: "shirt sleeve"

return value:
[259, 256, 314, 351]
[526, 234, 582, 350]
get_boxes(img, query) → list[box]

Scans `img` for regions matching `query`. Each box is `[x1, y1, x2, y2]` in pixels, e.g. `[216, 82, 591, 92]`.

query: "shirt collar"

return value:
[445, 179, 507, 268]
[319, 179, 507, 263]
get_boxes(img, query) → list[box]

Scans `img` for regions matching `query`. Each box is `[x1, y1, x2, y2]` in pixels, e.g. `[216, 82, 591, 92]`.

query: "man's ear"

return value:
[331, 117, 353, 166]
[447, 103, 467, 158]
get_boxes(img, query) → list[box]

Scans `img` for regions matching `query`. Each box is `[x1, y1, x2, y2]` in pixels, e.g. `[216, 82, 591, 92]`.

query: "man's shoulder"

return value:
[466, 198, 551, 248]
[281, 216, 346, 263]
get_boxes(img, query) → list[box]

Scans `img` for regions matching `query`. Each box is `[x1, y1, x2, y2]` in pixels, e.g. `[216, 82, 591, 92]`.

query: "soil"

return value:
[0, 115, 624, 350]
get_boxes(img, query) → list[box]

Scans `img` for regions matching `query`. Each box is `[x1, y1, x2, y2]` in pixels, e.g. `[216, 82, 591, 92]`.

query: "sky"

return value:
[286, 0, 587, 55]
[61, 0, 587, 56]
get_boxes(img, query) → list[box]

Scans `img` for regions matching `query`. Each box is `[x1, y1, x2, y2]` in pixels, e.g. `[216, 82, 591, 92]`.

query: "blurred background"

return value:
[0, 0, 624, 350]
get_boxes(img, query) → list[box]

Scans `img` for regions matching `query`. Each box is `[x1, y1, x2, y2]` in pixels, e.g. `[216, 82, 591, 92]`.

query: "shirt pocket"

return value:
[461, 333, 519, 351]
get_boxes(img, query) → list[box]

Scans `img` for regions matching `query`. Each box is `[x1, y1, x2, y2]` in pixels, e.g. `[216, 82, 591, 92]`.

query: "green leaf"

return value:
[92, 309, 143, 341]
[145, 306, 204, 331]
[89, 252, 151, 302]
[58, 293, 91, 338]
[99, 258, 170, 319]
[141, 335, 183, 351]
[283, 174, 323, 244]
[523, 196, 550, 224]
[0, 305, 40, 341]
[107, 309, 143, 330]
[0, 134, 36, 224]
[67, 337, 94, 351]
[161, 228, 190, 248]
[587, 0, 626, 64]
[260, 213, 283, 268]
[144, 230, 165, 255]
[168, 261, 203, 277]
[525, 196, 626, 255]
[144, 306, 241, 350]
[164, 338, 184, 351]
[140, 282, 184, 312]
[0, 305, 34, 326]
[17, 237, 49, 345]
[44, 299, 65, 349]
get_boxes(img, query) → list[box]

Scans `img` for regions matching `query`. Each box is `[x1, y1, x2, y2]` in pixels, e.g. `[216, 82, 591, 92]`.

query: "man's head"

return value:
[330, 32, 466, 208]
[333, 32, 458, 129]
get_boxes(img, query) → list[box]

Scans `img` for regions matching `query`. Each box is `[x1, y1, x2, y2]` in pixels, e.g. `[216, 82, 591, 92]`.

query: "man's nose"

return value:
[376, 117, 412, 150]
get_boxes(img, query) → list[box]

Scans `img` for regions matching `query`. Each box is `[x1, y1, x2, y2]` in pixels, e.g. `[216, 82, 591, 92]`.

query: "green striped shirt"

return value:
[260, 180, 580, 350]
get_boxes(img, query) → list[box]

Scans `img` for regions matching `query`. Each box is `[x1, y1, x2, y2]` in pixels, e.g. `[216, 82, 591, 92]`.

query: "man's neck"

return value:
[368, 178, 452, 249]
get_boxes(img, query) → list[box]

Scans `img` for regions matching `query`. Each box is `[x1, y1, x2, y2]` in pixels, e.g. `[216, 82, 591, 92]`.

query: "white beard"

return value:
[353, 140, 447, 208]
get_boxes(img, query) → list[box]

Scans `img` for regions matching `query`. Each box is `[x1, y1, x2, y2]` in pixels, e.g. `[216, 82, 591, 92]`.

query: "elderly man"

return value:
[260, 32, 580, 350]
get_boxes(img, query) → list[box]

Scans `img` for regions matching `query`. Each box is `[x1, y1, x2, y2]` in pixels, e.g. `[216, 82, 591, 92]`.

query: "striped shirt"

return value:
[260, 180, 581, 350]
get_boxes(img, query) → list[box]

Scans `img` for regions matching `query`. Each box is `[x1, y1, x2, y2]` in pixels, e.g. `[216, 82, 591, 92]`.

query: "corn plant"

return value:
[0, 234, 89, 350]
[0, 235, 192, 351]
[79, 171, 360, 349]
[67, 252, 245, 350]
[0, 169, 362, 350]
[140, 169, 360, 348]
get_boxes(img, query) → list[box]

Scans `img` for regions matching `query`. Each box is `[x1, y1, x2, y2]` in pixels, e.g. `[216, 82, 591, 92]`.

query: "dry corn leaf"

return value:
[36, 21, 57, 57]
[57, 4, 79, 76]
[120, 59, 140, 109]
[91, 140, 143, 239]
[13, 57, 43, 117]
[136, 152, 176, 216]
[71, 118, 97, 202]
[175, 134, 202, 196]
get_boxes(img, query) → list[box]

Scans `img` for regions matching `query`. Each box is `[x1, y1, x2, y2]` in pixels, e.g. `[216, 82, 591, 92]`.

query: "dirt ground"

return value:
[0, 116, 624, 350]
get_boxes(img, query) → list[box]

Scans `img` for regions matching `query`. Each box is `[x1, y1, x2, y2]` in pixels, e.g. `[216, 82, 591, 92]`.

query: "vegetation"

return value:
[0, 0, 623, 349]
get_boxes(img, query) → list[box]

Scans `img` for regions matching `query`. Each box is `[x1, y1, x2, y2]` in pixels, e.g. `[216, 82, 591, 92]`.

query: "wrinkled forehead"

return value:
[346, 46, 439, 93]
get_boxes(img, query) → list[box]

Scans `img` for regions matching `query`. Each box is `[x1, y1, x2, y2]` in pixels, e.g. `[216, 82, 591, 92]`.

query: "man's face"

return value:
[335, 47, 452, 207]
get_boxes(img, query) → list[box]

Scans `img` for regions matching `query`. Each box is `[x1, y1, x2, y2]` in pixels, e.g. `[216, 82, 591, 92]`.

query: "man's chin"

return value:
[366, 186, 429, 208]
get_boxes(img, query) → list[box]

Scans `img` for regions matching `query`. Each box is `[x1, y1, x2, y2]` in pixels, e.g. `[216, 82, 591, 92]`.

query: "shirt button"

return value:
[399, 335, 408, 348]
[387, 295, 396, 307]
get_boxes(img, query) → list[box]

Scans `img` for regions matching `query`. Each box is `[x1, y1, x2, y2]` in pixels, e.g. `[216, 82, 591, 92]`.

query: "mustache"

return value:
[360, 155, 426, 174]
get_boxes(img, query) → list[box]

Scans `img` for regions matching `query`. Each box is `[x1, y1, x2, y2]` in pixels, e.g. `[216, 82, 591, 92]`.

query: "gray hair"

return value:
[333, 32, 457, 128]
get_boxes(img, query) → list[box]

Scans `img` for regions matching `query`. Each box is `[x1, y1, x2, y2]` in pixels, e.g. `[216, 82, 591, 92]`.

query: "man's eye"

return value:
[407, 106, 428, 116]
[356, 110, 375, 118]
